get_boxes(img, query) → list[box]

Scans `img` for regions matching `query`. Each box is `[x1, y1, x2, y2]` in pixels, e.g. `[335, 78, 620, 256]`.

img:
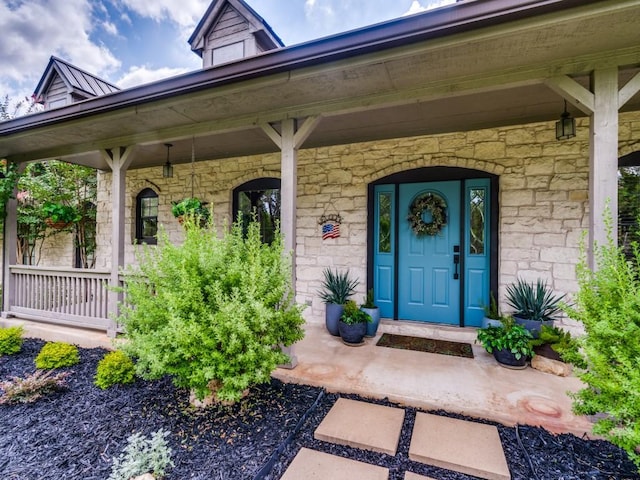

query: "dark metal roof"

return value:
[3, 0, 609, 135]
[33, 56, 120, 102]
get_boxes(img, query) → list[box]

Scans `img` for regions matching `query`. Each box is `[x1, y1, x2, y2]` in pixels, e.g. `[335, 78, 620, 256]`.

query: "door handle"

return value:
[453, 245, 460, 280]
[453, 254, 460, 280]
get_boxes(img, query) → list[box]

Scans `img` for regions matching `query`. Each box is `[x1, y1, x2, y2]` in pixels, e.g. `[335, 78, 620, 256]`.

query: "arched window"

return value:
[136, 188, 158, 245]
[232, 178, 281, 243]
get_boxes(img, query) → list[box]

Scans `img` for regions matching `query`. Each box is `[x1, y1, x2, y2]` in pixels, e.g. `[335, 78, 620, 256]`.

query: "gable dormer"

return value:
[33, 56, 120, 110]
[189, 0, 284, 69]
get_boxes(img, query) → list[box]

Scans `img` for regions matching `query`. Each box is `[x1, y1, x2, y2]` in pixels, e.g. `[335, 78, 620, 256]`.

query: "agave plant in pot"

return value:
[318, 268, 358, 336]
[476, 316, 534, 369]
[505, 278, 565, 338]
[339, 300, 372, 345]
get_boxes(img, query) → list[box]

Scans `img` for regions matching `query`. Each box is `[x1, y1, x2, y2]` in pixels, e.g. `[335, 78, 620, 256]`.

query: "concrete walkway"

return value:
[273, 321, 594, 437]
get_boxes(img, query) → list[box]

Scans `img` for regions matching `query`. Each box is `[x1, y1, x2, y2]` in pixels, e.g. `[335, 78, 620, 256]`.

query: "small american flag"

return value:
[322, 223, 340, 240]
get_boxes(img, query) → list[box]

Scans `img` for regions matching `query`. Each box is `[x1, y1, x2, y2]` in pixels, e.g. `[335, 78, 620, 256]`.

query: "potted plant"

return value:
[361, 289, 380, 337]
[318, 268, 358, 336]
[481, 291, 503, 328]
[476, 316, 534, 369]
[43, 201, 79, 229]
[505, 277, 565, 337]
[171, 197, 210, 225]
[338, 300, 371, 345]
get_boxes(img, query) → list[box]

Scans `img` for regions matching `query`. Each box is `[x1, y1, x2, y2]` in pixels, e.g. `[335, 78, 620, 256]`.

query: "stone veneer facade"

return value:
[31, 112, 640, 327]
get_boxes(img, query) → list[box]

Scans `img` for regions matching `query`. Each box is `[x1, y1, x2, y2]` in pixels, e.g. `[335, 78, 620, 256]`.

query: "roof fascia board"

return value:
[1, 0, 621, 136]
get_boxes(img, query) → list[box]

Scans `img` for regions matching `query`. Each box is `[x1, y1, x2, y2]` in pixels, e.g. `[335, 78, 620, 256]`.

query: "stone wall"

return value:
[88, 112, 640, 325]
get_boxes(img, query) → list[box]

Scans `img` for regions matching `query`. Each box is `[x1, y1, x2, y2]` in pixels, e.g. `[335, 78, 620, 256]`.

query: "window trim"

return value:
[135, 188, 159, 245]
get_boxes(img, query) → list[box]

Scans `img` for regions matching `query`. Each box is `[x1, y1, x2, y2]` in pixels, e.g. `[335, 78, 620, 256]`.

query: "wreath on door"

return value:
[407, 193, 447, 236]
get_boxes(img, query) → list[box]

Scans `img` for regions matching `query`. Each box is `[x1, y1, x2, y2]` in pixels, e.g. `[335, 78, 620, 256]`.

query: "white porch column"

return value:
[589, 68, 619, 253]
[262, 116, 320, 369]
[102, 147, 133, 336]
[2, 172, 19, 316]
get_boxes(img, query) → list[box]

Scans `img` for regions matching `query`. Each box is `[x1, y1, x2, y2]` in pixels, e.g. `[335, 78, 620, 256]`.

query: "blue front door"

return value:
[373, 179, 491, 326]
[398, 182, 460, 324]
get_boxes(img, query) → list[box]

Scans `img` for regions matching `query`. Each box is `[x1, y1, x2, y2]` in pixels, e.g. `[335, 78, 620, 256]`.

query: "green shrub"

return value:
[0, 325, 23, 356]
[117, 216, 305, 403]
[35, 342, 80, 369]
[564, 216, 640, 469]
[0, 370, 69, 404]
[109, 429, 173, 480]
[530, 325, 584, 367]
[95, 350, 136, 389]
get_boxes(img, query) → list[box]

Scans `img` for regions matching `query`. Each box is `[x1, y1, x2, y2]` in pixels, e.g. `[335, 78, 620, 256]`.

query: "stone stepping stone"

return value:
[314, 397, 405, 455]
[409, 413, 510, 480]
[280, 447, 389, 480]
[405, 472, 437, 480]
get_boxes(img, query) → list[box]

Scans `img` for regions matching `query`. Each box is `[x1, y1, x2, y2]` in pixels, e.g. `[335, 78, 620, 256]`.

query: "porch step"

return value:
[378, 319, 478, 344]
[280, 448, 388, 480]
[314, 398, 405, 455]
[405, 473, 437, 480]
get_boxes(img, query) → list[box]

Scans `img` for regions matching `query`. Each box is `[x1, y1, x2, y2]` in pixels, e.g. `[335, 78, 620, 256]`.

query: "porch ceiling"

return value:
[1, 0, 640, 171]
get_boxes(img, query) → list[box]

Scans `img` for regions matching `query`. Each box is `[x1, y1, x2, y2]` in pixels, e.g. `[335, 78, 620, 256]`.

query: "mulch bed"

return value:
[377, 333, 474, 358]
[0, 338, 637, 480]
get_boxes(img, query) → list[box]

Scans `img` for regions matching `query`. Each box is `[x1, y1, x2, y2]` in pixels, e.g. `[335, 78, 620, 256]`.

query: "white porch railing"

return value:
[7, 266, 113, 331]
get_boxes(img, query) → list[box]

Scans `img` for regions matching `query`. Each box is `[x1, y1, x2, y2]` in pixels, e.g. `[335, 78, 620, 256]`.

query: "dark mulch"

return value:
[0, 339, 637, 480]
[377, 333, 474, 358]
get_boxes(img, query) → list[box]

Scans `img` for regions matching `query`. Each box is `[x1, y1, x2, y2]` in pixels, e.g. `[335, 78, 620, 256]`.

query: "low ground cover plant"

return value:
[0, 325, 23, 356]
[565, 216, 640, 469]
[108, 429, 173, 480]
[95, 350, 136, 389]
[0, 370, 69, 404]
[118, 216, 305, 403]
[35, 342, 80, 369]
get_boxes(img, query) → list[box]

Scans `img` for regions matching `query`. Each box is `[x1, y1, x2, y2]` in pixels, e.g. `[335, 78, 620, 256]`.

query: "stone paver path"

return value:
[280, 398, 512, 480]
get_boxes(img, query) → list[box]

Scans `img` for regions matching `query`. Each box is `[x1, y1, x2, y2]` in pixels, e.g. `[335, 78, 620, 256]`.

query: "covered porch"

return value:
[1, 0, 640, 335]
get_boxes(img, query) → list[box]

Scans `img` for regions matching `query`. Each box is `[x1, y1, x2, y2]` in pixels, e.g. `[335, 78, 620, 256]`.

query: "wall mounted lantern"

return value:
[163, 143, 174, 178]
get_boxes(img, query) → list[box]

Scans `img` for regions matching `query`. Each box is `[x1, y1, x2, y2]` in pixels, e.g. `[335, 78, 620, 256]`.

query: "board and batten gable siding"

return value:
[204, 5, 255, 67]
[44, 74, 69, 109]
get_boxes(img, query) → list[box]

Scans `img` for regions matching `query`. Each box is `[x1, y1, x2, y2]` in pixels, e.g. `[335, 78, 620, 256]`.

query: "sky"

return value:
[0, 0, 456, 107]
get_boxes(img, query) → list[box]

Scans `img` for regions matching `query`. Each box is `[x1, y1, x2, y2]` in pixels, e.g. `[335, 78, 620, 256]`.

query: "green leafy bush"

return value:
[95, 350, 136, 389]
[118, 217, 305, 403]
[530, 325, 584, 367]
[0, 325, 23, 355]
[35, 342, 80, 369]
[564, 217, 640, 469]
[476, 316, 534, 360]
[109, 429, 173, 480]
[340, 300, 371, 325]
[0, 370, 69, 404]
[42, 201, 80, 224]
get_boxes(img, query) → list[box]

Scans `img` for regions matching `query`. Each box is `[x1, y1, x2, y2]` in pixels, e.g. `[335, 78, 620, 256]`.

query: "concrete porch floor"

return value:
[273, 321, 594, 437]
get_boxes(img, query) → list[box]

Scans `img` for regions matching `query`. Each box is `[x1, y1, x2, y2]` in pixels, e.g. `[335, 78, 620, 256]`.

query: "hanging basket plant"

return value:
[407, 192, 447, 236]
[171, 197, 210, 227]
[43, 201, 80, 230]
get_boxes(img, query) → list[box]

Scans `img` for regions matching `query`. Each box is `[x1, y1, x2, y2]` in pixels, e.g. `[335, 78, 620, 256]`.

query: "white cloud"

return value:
[118, 0, 210, 28]
[0, 0, 120, 90]
[404, 0, 457, 16]
[116, 65, 191, 89]
[102, 21, 119, 36]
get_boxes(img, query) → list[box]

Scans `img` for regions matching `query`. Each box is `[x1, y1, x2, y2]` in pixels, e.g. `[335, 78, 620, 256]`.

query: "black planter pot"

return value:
[338, 321, 366, 345]
[325, 303, 344, 336]
[493, 348, 528, 369]
[513, 315, 553, 338]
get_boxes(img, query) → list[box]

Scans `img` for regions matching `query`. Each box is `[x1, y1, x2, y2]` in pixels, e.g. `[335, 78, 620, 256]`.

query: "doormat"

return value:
[376, 333, 474, 359]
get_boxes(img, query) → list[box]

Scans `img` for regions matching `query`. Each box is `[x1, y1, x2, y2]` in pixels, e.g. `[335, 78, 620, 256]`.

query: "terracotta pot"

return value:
[45, 218, 71, 229]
